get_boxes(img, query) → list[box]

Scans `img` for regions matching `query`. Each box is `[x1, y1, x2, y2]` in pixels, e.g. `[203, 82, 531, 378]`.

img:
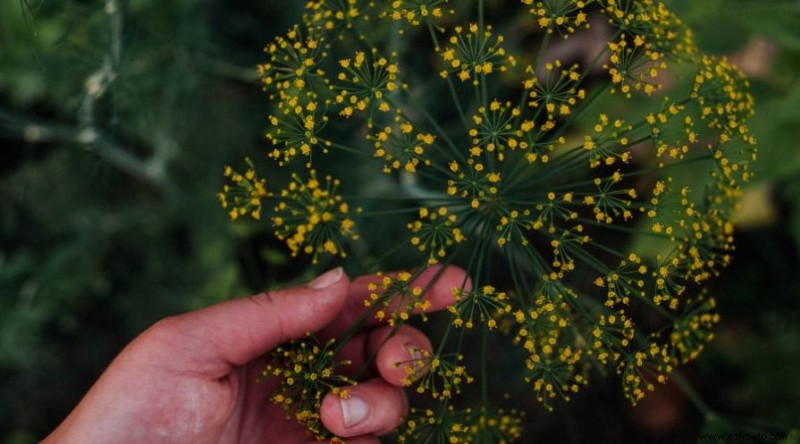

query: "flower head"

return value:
[221, 0, 756, 437]
[386, 0, 451, 28]
[523, 0, 591, 36]
[262, 335, 355, 441]
[408, 206, 466, 265]
[439, 24, 516, 85]
[273, 171, 358, 262]
[333, 49, 400, 122]
[217, 158, 270, 220]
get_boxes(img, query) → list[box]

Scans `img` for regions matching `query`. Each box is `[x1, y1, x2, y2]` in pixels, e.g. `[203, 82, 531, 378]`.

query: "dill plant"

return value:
[218, 0, 756, 441]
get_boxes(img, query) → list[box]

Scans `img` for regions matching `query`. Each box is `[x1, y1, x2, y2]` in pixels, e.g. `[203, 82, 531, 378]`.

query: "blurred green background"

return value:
[1, 1, 799, 442]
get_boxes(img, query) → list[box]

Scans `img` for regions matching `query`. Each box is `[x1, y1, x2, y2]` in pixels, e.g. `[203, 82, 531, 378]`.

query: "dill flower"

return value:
[408, 206, 466, 265]
[304, 0, 371, 33]
[266, 93, 331, 167]
[272, 171, 359, 262]
[333, 49, 400, 122]
[409, 352, 473, 399]
[221, 0, 756, 440]
[262, 335, 356, 441]
[525, 60, 585, 122]
[439, 24, 517, 85]
[387, 0, 452, 27]
[398, 405, 524, 443]
[217, 157, 269, 220]
[397, 406, 473, 444]
[364, 271, 432, 326]
[522, 0, 591, 36]
[257, 25, 327, 95]
[469, 407, 525, 443]
[605, 33, 667, 97]
[448, 285, 511, 329]
[370, 116, 435, 172]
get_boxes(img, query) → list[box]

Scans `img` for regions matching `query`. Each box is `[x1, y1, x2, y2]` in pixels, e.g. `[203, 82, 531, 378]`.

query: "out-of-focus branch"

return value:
[55, 0, 177, 197]
[197, 54, 260, 84]
[0, 108, 177, 196]
[79, 0, 121, 131]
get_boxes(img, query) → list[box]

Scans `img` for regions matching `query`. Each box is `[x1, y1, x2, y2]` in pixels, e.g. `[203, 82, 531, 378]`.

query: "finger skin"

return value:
[319, 378, 409, 438]
[42, 270, 352, 444]
[373, 326, 433, 386]
[332, 324, 433, 386]
[133, 268, 351, 378]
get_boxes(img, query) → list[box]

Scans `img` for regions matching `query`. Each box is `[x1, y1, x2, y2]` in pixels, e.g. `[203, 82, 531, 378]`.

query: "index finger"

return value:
[321, 265, 471, 338]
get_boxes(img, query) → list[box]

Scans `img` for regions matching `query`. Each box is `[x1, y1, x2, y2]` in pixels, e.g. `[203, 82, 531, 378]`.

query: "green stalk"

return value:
[672, 371, 714, 417]
[427, 21, 471, 131]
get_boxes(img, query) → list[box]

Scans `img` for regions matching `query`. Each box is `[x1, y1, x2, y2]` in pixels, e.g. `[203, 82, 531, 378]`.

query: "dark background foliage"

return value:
[1, 1, 798, 442]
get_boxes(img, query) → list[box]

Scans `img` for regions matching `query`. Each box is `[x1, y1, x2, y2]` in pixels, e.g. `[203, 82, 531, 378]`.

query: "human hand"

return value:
[43, 266, 469, 444]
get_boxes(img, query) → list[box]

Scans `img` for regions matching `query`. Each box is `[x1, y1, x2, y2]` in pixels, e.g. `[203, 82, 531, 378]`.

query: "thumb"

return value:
[140, 268, 350, 373]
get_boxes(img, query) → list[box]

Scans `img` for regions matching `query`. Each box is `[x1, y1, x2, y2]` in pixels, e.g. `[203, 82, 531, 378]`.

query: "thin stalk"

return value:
[357, 207, 425, 217]
[514, 29, 552, 122]
[480, 325, 489, 403]
[550, 81, 611, 142]
[672, 371, 713, 417]
[478, 0, 485, 31]
[427, 21, 471, 131]
[326, 140, 371, 156]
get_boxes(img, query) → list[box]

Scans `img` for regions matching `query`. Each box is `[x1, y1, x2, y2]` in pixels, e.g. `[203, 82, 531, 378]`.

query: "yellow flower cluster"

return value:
[217, 158, 269, 220]
[262, 336, 355, 441]
[522, 0, 591, 36]
[364, 271, 432, 326]
[619, 340, 673, 404]
[448, 285, 511, 329]
[386, 0, 451, 27]
[334, 49, 399, 121]
[512, 285, 588, 410]
[603, 0, 697, 57]
[440, 24, 517, 85]
[605, 33, 667, 97]
[304, 0, 369, 33]
[369, 117, 435, 173]
[409, 353, 473, 400]
[668, 295, 720, 364]
[266, 93, 331, 167]
[525, 60, 585, 125]
[220, 0, 756, 438]
[272, 171, 359, 263]
[399, 406, 523, 443]
[692, 56, 756, 145]
[408, 207, 466, 265]
[257, 25, 327, 94]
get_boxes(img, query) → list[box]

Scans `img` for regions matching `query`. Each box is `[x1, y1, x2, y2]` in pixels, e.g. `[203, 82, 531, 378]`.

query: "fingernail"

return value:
[308, 267, 343, 289]
[404, 342, 427, 379]
[405, 342, 425, 361]
[340, 394, 370, 428]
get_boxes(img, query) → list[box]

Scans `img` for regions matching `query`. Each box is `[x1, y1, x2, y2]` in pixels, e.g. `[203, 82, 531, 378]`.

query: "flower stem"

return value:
[427, 21, 471, 131]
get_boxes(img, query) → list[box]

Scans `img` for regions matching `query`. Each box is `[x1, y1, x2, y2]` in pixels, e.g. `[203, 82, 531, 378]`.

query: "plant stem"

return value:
[672, 371, 714, 417]
[427, 21, 471, 131]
